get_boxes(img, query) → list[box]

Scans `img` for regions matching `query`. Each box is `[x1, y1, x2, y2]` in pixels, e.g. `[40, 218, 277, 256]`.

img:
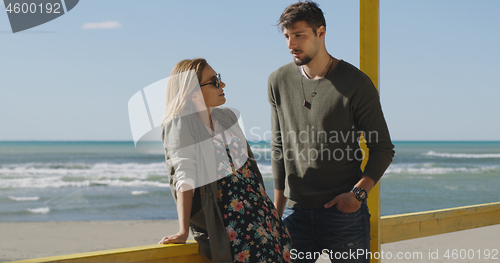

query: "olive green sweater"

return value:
[268, 60, 395, 209]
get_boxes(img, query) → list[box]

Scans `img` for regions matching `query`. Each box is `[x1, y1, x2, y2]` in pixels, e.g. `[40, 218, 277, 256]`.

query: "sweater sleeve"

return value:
[162, 118, 198, 198]
[268, 73, 286, 190]
[350, 78, 395, 184]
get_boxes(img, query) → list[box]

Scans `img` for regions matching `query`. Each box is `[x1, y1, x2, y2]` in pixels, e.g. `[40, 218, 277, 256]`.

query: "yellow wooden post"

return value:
[360, 0, 380, 262]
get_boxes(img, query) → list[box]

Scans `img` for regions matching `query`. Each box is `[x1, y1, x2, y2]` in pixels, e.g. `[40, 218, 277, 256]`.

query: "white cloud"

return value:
[81, 21, 122, 29]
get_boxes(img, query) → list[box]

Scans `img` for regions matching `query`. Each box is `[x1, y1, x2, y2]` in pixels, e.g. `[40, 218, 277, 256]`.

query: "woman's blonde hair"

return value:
[161, 58, 207, 126]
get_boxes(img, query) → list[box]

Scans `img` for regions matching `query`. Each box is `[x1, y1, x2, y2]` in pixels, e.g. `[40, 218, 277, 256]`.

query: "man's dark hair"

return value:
[278, 1, 326, 35]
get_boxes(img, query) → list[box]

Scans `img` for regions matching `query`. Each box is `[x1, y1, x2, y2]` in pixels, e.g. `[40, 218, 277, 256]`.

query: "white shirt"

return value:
[175, 120, 232, 193]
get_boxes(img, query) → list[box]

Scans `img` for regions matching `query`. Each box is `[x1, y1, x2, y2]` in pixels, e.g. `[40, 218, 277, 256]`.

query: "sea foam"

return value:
[385, 163, 500, 175]
[424, 151, 500, 158]
[8, 196, 40, 201]
[131, 190, 149, 195]
[0, 162, 170, 189]
[27, 207, 50, 214]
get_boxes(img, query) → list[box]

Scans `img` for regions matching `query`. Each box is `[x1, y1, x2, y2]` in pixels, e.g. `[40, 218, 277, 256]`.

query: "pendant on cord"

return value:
[303, 100, 311, 109]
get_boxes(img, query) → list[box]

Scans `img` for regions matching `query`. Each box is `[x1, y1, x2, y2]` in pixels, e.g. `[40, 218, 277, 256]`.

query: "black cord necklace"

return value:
[301, 56, 333, 109]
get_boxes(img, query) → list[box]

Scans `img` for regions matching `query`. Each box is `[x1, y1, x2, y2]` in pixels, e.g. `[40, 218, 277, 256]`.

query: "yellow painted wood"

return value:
[359, 0, 380, 262]
[7, 241, 210, 263]
[380, 202, 500, 244]
[137, 254, 211, 263]
[366, 183, 380, 258]
[360, 0, 380, 88]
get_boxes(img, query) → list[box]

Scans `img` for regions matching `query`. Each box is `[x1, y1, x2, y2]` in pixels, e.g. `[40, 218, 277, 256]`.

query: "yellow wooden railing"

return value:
[381, 201, 500, 244]
[8, 201, 500, 263]
[8, 242, 210, 263]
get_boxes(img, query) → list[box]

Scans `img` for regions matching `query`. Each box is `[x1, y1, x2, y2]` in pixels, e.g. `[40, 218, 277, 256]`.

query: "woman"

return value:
[159, 58, 293, 263]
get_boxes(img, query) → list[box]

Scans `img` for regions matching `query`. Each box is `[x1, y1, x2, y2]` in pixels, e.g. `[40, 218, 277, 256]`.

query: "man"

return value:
[268, 2, 395, 262]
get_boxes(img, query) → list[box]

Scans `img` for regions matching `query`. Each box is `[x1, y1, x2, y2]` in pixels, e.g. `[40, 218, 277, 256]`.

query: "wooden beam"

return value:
[7, 241, 210, 263]
[360, 0, 380, 87]
[359, 1, 380, 262]
[381, 202, 500, 244]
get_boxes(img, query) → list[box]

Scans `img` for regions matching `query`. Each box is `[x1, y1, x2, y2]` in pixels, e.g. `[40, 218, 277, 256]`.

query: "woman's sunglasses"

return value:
[200, 73, 221, 89]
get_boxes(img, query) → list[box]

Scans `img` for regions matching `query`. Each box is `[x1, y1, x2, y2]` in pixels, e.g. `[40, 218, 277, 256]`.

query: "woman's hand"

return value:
[158, 188, 193, 244]
[158, 231, 189, 244]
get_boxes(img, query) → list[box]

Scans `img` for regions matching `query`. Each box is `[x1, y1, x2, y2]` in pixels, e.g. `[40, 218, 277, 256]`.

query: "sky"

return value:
[1, 0, 499, 141]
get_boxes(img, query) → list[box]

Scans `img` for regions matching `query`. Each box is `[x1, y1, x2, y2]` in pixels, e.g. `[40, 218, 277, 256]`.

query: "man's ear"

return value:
[317, 25, 326, 38]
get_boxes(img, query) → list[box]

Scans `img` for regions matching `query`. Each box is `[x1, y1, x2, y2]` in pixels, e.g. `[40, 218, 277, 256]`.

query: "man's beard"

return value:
[294, 55, 313, 66]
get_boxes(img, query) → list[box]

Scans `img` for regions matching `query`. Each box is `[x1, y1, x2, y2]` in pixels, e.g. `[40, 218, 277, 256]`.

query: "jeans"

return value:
[283, 204, 371, 263]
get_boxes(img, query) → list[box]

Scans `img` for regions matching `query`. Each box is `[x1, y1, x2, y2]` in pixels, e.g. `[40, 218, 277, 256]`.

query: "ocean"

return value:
[1, 141, 499, 222]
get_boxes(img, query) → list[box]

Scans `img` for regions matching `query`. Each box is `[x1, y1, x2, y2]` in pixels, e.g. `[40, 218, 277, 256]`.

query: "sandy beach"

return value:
[1, 220, 499, 262]
[380, 224, 500, 263]
[0, 220, 193, 262]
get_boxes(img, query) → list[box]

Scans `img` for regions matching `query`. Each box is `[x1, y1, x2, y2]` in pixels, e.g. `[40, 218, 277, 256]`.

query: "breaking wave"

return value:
[424, 151, 500, 159]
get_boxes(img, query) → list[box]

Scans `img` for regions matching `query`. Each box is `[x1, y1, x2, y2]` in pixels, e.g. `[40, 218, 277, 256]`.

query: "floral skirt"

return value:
[216, 147, 293, 263]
